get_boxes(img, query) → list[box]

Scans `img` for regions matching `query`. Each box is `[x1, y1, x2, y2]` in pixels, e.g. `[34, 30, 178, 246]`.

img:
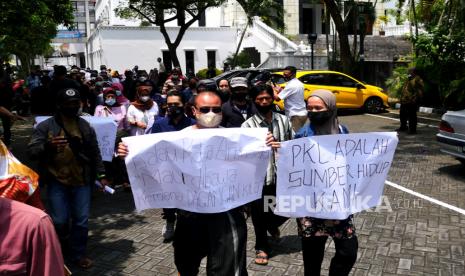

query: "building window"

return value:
[199, 11, 206, 27]
[162, 51, 173, 72]
[207, 50, 216, 68]
[185, 51, 195, 76]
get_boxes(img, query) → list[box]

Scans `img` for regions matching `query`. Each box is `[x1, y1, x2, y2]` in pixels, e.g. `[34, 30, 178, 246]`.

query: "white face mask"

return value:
[196, 111, 222, 128]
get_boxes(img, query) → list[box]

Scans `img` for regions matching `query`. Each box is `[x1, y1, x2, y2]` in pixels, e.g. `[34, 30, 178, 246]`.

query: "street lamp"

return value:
[308, 33, 318, 70]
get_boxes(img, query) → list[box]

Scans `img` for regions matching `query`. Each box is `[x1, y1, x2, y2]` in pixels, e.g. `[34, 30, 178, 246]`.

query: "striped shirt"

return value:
[242, 111, 294, 186]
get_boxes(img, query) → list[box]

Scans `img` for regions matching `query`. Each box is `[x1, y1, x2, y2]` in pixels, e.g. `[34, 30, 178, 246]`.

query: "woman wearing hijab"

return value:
[294, 89, 358, 276]
[127, 85, 159, 136]
[111, 82, 130, 107]
[94, 87, 131, 190]
[94, 87, 129, 131]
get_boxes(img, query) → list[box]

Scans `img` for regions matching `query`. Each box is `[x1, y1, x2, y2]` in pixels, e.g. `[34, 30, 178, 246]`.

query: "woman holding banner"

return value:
[295, 89, 358, 276]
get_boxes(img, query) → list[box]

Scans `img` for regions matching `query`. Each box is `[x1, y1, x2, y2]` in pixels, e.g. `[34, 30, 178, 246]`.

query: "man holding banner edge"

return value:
[118, 90, 278, 276]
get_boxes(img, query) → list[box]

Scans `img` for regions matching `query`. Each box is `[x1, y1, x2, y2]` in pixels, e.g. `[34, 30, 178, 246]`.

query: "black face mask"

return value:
[167, 106, 184, 117]
[255, 103, 273, 114]
[307, 110, 333, 125]
[232, 92, 248, 102]
[60, 106, 80, 117]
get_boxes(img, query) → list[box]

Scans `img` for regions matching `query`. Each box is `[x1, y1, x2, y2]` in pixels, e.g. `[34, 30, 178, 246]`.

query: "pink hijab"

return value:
[111, 83, 129, 105]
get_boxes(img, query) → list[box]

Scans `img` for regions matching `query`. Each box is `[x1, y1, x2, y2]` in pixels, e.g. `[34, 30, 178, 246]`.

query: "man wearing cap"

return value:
[221, 77, 257, 127]
[273, 66, 307, 132]
[28, 88, 109, 269]
[47, 65, 79, 115]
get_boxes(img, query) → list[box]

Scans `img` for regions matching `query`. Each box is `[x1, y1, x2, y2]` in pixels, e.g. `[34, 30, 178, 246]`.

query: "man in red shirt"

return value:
[0, 197, 64, 275]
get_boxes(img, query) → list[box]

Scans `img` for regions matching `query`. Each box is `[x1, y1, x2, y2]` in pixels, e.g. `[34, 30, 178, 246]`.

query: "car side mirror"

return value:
[356, 83, 366, 89]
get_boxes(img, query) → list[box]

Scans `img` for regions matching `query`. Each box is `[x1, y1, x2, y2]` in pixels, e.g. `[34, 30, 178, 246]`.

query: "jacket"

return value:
[28, 115, 105, 185]
[220, 100, 257, 128]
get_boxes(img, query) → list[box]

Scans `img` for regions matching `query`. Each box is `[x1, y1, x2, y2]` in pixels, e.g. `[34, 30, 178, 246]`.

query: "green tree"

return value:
[116, 0, 225, 68]
[232, 0, 284, 67]
[0, 0, 73, 75]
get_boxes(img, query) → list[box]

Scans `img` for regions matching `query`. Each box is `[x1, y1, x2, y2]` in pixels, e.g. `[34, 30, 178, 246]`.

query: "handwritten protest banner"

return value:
[275, 132, 398, 220]
[34, 116, 118, 162]
[122, 128, 271, 213]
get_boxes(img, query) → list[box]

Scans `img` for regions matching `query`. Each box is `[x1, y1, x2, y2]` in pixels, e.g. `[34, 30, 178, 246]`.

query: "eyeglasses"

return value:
[197, 106, 222, 114]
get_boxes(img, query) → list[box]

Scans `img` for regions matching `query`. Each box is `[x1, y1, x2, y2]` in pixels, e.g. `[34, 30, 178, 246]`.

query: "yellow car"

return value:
[271, 70, 389, 113]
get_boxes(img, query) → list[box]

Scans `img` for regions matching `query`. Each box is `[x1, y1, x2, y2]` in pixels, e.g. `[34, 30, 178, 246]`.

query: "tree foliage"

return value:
[116, 0, 226, 69]
[231, 0, 284, 67]
[0, 0, 73, 74]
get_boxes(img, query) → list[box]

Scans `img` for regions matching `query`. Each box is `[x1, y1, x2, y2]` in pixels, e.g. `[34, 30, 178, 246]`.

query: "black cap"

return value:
[57, 88, 81, 104]
[197, 79, 217, 92]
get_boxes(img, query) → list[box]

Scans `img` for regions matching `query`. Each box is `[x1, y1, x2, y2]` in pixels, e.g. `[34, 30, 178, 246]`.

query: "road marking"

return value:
[385, 180, 465, 216]
[365, 114, 438, 128]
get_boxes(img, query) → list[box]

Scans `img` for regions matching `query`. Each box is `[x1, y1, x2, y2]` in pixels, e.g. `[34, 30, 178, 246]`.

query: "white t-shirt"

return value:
[127, 103, 159, 136]
[279, 78, 307, 117]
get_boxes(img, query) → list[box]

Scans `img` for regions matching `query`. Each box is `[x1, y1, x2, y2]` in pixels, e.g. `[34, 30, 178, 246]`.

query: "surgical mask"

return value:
[167, 106, 184, 117]
[307, 110, 333, 125]
[161, 94, 167, 99]
[171, 74, 179, 80]
[105, 98, 116, 106]
[140, 96, 150, 102]
[196, 112, 222, 128]
[138, 77, 147, 82]
[115, 90, 122, 96]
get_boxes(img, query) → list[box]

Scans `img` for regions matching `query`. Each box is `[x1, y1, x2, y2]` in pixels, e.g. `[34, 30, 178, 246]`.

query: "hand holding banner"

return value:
[275, 132, 398, 219]
[123, 128, 271, 213]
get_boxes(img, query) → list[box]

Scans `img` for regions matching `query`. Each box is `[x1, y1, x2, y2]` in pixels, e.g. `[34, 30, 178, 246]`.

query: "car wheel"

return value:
[364, 97, 383, 114]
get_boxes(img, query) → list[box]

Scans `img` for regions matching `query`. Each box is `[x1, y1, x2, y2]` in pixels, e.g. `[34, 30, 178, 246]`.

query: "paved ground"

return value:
[9, 111, 465, 276]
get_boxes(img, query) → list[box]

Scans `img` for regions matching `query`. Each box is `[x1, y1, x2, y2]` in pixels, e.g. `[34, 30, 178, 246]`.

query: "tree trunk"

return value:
[325, 6, 331, 67]
[232, 21, 250, 68]
[323, 0, 355, 74]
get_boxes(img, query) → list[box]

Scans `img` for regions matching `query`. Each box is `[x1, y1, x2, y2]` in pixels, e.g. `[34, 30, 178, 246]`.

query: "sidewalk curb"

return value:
[393, 103, 445, 115]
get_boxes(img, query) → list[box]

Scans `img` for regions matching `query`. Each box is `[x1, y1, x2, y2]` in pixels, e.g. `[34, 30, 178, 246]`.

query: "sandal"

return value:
[76, 257, 93, 269]
[255, 250, 268, 265]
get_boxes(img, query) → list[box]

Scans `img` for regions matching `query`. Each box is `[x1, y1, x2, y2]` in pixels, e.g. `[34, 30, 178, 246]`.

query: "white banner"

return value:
[34, 116, 118, 162]
[122, 128, 271, 213]
[275, 132, 398, 219]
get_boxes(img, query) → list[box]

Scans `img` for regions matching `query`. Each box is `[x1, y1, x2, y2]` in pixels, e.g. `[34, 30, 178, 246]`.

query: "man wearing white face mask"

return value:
[117, 91, 278, 275]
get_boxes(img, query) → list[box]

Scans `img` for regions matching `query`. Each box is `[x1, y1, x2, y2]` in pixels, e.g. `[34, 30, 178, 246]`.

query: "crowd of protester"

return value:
[0, 61, 359, 276]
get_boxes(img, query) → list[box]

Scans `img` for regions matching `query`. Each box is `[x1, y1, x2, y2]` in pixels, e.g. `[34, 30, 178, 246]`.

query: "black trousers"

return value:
[251, 185, 288, 254]
[399, 103, 418, 132]
[302, 235, 358, 276]
[173, 209, 248, 276]
[162, 208, 176, 223]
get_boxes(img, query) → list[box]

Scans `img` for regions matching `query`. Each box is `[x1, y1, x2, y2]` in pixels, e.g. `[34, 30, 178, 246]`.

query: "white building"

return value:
[50, 0, 407, 72]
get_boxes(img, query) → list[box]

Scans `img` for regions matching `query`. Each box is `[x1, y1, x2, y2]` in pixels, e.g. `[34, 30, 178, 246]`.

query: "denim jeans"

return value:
[47, 180, 91, 261]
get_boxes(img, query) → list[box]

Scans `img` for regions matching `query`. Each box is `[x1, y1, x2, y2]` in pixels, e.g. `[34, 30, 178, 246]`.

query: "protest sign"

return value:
[34, 116, 118, 161]
[275, 132, 398, 219]
[122, 128, 271, 213]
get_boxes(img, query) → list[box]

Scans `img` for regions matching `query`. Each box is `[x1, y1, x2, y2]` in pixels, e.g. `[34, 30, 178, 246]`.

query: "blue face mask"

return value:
[115, 90, 122, 96]
[105, 98, 116, 106]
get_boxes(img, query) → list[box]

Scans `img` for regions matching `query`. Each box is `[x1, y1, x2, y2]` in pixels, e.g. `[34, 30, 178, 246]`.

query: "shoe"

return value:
[407, 130, 417, 135]
[395, 127, 408, 132]
[162, 221, 175, 241]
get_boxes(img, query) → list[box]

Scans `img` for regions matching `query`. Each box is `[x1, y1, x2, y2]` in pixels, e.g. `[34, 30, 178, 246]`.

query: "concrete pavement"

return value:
[7, 111, 464, 276]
